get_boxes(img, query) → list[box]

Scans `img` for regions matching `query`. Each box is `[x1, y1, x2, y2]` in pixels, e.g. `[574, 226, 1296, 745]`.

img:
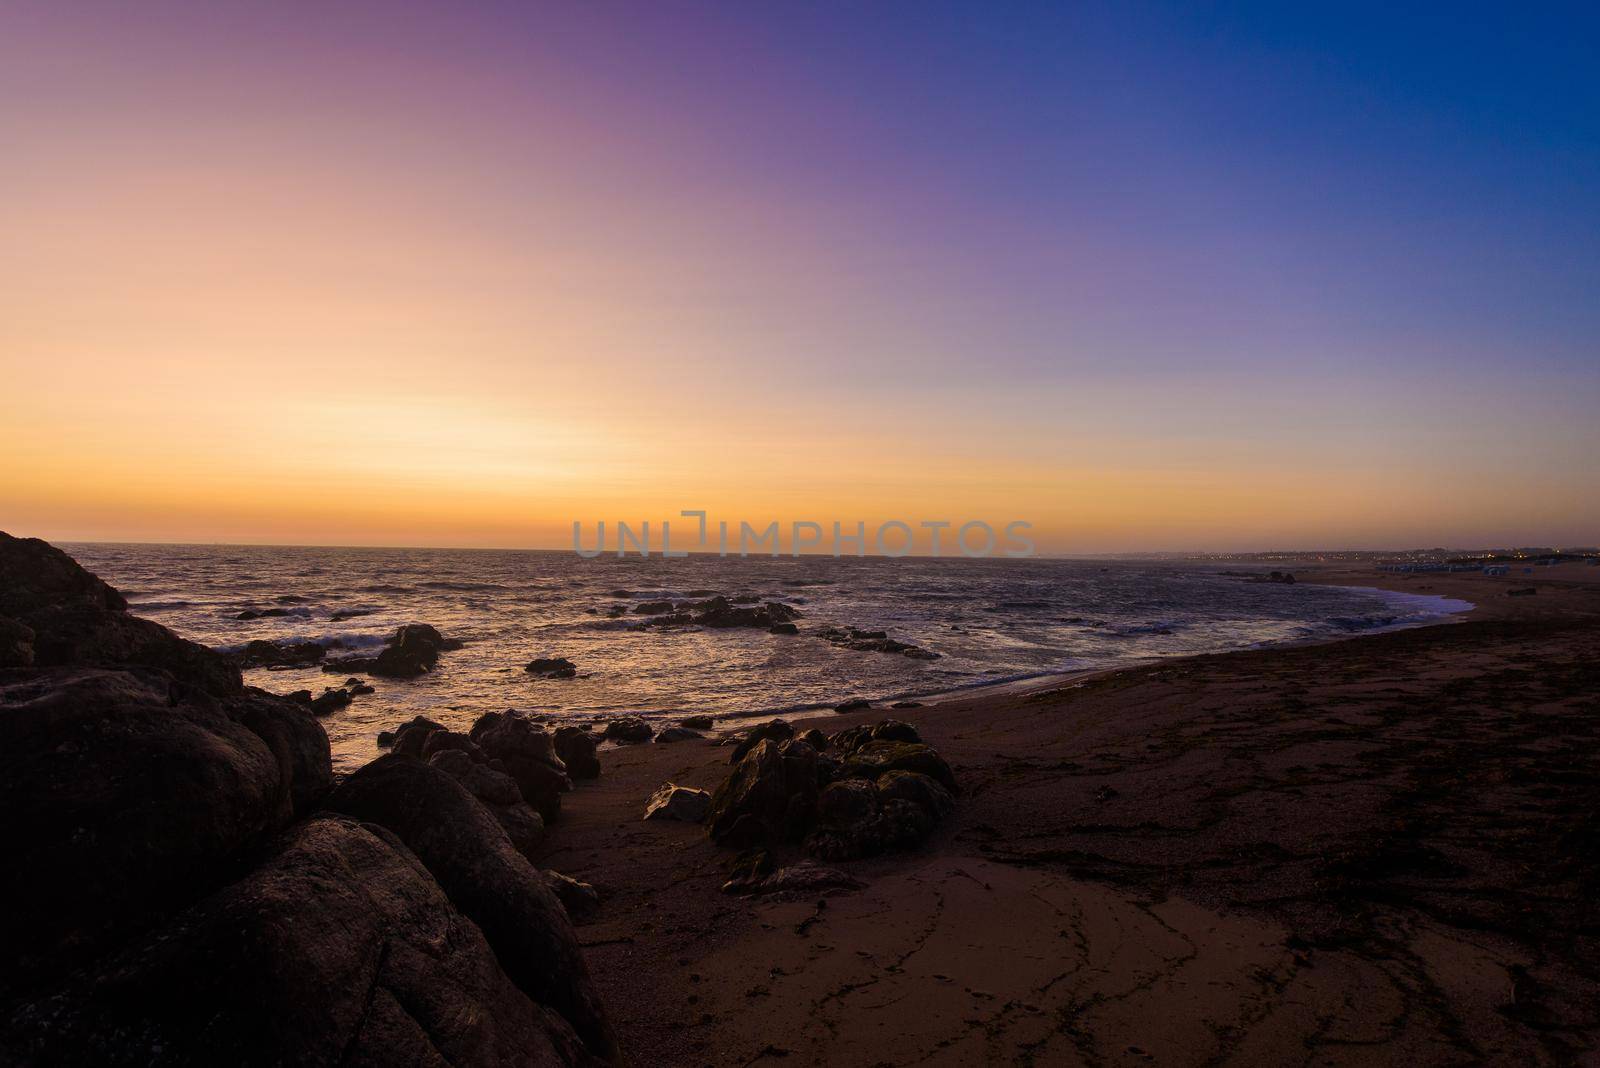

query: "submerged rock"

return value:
[526, 656, 578, 679]
[818, 625, 940, 660]
[234, 637, 325, 668]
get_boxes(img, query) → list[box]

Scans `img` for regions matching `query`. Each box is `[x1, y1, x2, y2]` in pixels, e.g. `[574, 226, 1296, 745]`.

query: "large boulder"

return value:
[0, 668, 295, 991]
[470, 711, 572, 823]
[553, 725, 601, 779]
[323, 757, 618, 1061]
[706, 739, 820, 847]
[2, 818, 595, 1066]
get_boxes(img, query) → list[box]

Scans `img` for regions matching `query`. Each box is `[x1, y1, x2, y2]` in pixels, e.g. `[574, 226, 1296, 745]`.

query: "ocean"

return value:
[65, 543, 1473, 772]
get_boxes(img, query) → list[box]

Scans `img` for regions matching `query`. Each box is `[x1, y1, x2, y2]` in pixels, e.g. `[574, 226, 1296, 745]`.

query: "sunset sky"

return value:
[3, 2, 1597, 552]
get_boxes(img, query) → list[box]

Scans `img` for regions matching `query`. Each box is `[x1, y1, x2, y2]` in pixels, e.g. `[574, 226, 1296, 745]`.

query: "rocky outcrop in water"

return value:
[0, 532, 618, 1065]
[818, 625, 939, 659]
[640, 596, 803, 631]
[527, 656, 578, 678]
[233, 636, 326, 667]
[324, 622, 462, 678]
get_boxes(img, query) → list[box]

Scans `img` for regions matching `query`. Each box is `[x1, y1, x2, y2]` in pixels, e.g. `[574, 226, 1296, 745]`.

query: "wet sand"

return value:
[536, 565, 1600, 1066]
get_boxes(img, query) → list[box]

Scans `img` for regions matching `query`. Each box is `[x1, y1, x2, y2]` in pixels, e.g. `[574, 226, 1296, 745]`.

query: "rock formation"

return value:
[0, 532, 618, 1065]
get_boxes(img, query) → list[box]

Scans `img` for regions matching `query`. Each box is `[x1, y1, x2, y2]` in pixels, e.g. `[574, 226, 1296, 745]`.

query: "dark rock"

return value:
[420, 728, 481, 761]
[346, 681, 375, 696]
[526, 656, 578, 678]
[376, 730, 397, 748]
[323, 757, 618, 1060]
[729, 718, 795, 763]
[833, 698, 873, 713]
[307, 687, 351, 716]
[818, 625, 940, 661]
[720, 848, 775, 894]
[890, 700, 924, 709]
[543, 870, 601, 920]
[234, 606, 294, 620]
[707, 739, 820, 847]
[808, 797, 934, 861]
[389, 715, 446, 759]
[0, 668, 292, 987]
[428, 749, 545, 856]
[799, 728, 829, 750]
[553, 725, 601, 779]
[0, 616, 35, 668]
[694, 597, 803, 629]
[633, 600, 676, 615]
[830, 719, 922, 754]
[0, 533, 126, 617]
[286, 689, 312, 704]
[839, 740, 958, 795]
[746, 861, 866, 896]
[371, 623, 448, 678]
[876, 769, 955, 820]
[644, 783, 712, 822]
[654, 725, 702, 743]
[679, 714, 715, 730]
[602, 716, 654, 745]
[468, 711, 572, 823]
[229, 687, 332, 819]
[233, 637, 326, 668]
[815, 778, 881, 827]
[1, 817, 597, 1066]
[768, 622, 799, 635]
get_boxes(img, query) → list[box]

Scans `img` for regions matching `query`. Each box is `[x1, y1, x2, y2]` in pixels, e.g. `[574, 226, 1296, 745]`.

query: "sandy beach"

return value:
[540, 565, 1600, 1065]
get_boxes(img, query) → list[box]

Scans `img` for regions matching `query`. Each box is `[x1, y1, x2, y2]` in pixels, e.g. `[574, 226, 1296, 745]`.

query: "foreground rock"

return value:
[324, 757, 618, 1060]
[0, 533, 619, 1066]
[3, 817, 597, 1066]
[644, 783, 712, 823]
[706, 720, 957, 860]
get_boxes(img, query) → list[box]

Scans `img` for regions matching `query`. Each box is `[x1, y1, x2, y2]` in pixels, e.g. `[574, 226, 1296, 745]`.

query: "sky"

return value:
[2, 1, 1597, 553]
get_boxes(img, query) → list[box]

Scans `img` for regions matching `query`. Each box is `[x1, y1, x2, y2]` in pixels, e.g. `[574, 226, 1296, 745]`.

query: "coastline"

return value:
[706, 575, 1481, 734]
[549, 564, 1600, 1064]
